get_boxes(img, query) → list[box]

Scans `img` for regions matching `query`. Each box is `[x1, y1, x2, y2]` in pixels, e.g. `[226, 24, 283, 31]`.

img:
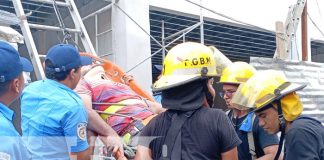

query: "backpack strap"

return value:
[248, 113, 257, 160]
[159, 110, 196, 160]
[228, 110, 257, 159]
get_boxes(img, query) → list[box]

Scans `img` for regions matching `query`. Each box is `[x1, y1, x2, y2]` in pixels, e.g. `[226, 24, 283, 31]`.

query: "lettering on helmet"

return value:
[183, 59, 190, 66]
[191, 57, 211, 66]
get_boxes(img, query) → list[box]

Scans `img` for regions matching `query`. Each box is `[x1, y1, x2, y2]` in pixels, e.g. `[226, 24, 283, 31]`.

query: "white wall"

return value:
[112, 0, 152, 93]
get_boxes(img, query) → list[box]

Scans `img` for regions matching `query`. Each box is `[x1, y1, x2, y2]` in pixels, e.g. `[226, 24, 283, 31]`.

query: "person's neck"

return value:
[285, 121, 292, 133]
[0, 94, 15, 106]
[203, 97, 210, 108]
[232, 108, 248, 118]
[59, 79, 74, 89]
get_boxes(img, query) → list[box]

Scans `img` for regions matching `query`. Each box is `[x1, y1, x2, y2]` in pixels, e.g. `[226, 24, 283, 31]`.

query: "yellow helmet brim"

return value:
[253, 83, 306, 112]
[152, 75, 201, 92]
[231, 70, 306, 111]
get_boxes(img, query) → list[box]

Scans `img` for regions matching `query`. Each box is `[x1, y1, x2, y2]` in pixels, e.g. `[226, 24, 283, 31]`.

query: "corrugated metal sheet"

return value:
[250, 57, 324, 123]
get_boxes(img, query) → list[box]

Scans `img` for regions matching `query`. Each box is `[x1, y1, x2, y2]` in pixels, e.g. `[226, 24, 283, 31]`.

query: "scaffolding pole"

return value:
[82, 4, 113, 21]
[12, 0, 45, 80]
[162, 20, 166, 61]
[200, 0, 204, 44]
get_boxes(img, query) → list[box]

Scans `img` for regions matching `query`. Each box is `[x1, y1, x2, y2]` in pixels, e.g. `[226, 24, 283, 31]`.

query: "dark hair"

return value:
[0, 80, 11, 96]
[45, 60, 80, 81]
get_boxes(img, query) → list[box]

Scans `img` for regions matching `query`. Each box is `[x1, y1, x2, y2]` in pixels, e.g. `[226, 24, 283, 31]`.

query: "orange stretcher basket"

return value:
[80, 52, 155, 102]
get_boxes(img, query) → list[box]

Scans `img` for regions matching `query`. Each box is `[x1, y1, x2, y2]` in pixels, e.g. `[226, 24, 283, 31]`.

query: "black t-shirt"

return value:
[139, 107, 241, 160]
[228, 111, 279, 160]
[284, 116, 324, 160]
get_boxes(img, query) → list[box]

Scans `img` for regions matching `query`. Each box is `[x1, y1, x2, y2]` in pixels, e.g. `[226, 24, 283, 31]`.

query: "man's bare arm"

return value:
[79, 94, 124, 155]
[135, 145, 153, 160]
[257, 145, 282, 160]
[146, 100, 166, 114]
[221, 147, 238, 160]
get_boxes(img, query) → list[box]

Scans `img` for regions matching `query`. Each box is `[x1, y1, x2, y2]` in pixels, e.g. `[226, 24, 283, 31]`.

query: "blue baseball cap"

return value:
[0, 41, 33, 83]
[45, 44, 92, 72]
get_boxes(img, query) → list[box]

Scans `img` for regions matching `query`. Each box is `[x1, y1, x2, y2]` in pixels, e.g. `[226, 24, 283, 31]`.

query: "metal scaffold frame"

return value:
[11, 0, 96, 80]
[4, 0, 289, 79]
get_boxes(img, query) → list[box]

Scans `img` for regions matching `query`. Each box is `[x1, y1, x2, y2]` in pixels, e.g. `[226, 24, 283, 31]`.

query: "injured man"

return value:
[75, 64, 164, 150]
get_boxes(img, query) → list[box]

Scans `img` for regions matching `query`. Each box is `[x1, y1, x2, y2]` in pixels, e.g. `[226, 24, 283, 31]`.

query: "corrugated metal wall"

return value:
[250, 57, 324, 123]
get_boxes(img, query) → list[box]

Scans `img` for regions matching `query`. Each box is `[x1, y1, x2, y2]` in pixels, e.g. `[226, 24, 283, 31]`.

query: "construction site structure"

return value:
[274, 0, 307, 60]
[6, 0, 153, 93]
[12, 0, 96, 80]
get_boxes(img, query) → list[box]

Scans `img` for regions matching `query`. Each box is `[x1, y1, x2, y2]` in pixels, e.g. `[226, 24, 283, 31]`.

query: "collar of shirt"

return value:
[44, 79, 80, 98]
[0, 102, 14, 122]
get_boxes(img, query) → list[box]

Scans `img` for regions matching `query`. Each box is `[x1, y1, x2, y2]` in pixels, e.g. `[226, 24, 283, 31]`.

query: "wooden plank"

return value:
[274, 21, 287, 59]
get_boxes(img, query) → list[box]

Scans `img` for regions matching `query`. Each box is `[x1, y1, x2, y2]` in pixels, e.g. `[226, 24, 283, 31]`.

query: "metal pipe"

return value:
[162, 20, 165, 61]
[82, 4, 113, 21]
[28, 23, 81, 33]
[199, 0, 204, 44]
[97, 29, 112, 37]
[150, 24, 276, 49]
[95, 110, 142, 121]
[21, 1, 53, 10]
[164, 22, 202, 41]
[27, 0, 69, 7]
[12, 0, 45, 80]
[165, 22, 202, 48]
[127, 47, 163, 73]
[99, 53, 113, 58]
[114, 3, 164, 48]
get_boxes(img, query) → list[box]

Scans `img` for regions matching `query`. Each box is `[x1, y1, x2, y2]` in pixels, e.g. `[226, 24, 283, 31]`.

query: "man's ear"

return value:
[69, 68, 80, 79]
[11, 78, 20, 94]
[69, 69, 76, 79]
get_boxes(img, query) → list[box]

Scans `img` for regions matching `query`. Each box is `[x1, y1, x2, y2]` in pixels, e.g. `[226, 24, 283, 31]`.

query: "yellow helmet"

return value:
[219, 61, 256, 84]
[152, 42, 220, 91]
[231, 70, 306, 121]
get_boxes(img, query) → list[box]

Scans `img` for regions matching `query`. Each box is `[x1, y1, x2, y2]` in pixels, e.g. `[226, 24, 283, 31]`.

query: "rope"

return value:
[52, 0, 68, 43]
[123, 144, 136, 159]
[185, 0, 273, 33]
[52, 0, 84, 51]
[95, 110, 142, 121]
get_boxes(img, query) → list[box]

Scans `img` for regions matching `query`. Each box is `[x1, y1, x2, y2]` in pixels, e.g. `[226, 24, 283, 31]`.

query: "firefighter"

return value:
[231, 70, 324, 160]
[135, 42, 241, 160]
[219, 62, 280, 160]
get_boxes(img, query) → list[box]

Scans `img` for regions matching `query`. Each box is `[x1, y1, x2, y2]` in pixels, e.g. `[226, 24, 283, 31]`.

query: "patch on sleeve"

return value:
[77, 122, 87, 141]
[0, 152, 10, 160]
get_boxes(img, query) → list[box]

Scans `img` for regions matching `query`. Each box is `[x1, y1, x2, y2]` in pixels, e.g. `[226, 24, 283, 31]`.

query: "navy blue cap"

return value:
[0, 41, 33, 83]
[45, 44, 92, 72]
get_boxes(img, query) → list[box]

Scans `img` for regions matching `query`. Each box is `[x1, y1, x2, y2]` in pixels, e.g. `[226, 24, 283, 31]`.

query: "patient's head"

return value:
[82, 64, 111, 82]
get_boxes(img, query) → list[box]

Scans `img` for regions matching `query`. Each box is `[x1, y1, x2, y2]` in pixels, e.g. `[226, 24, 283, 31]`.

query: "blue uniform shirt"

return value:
[0, 103, 30, 160]
[21, 79, 89, 159]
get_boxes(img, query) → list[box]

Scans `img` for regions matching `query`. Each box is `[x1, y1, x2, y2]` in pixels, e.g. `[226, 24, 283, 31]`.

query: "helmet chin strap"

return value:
[274, 89, 286, 160]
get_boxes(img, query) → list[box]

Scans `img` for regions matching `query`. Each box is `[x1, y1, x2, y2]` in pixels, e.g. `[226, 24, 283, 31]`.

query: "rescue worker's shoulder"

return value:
[288, 116, 324, 134]
[200, 107, 228, 117]
[194, 107, 230, 124]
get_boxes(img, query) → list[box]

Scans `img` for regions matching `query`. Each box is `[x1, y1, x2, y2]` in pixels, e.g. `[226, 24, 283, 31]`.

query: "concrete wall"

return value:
[112, 0, 152, 93]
